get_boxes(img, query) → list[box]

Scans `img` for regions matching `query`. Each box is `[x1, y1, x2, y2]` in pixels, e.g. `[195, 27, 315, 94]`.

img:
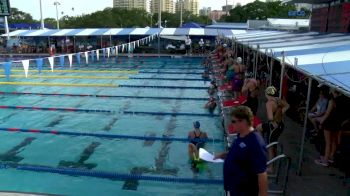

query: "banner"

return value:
[4, 62, 12, 80]
[59, 56, 65, 68]
[36, 58, 43, 73]
[68, 54, 73, 67]
[21, 60, 30, 78]
[48, 57, 54, 72]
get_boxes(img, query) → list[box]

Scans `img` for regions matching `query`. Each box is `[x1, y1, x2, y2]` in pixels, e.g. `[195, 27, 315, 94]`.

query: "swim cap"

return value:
[237, 57, 242, 64]
[265, 86, 278, 97]
[193, 121, 200, 128]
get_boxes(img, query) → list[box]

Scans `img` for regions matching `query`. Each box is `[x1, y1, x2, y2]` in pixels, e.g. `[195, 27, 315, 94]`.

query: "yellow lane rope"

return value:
[5, 69, 139, 74]
[0, 75, 129, 80]
[0, 82, 118, 88]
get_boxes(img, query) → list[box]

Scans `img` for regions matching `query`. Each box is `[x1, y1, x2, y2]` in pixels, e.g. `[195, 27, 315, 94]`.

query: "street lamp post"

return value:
[54, 1, 61, 29]
[158, 0, 161, 28]
[180, 0, 183, 27]
[39, 0, 45, 29]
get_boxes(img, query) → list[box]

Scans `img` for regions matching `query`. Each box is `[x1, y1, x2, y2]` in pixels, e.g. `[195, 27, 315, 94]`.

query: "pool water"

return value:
[0, 57, 224, 195]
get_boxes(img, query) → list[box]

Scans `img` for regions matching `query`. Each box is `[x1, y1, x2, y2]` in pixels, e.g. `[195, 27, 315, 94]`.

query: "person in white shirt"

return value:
[185, 36, 192, 55]
[199, 39, 205, 54]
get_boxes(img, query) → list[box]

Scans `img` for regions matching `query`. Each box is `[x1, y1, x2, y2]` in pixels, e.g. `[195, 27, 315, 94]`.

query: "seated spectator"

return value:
[308, 89, 328, 134]
[166, 42, 176, 50]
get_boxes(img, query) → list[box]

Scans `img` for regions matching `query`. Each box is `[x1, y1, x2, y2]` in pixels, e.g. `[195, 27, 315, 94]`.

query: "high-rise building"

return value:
[151, 0, 175, 13]
[222, 5, 233, 12]
[113, 0, 151, 12]
[199, 7, 211, 16]
[175, 0, 199, 15]
[209, 10, 226, 21]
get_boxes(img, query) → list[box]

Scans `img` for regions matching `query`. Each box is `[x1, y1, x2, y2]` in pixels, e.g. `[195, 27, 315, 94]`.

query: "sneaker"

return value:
[315, 158, 329, 167]
[328, 158, 335, 164]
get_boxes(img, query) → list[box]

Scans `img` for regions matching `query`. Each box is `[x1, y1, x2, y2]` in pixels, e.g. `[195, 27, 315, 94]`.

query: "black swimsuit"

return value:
[191, 131, 205, 148]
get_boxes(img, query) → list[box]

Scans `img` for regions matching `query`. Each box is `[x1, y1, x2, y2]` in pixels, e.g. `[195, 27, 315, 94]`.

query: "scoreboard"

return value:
[0, 0, 10, 16]
[311, 3, 350, 33]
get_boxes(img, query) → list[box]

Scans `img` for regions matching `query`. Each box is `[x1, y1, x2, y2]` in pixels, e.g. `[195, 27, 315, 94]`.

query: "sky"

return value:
[10, 0, 255, 20]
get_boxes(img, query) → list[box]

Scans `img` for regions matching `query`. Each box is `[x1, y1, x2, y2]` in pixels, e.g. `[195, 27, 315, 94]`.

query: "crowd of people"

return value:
[186, 37, 350, 194]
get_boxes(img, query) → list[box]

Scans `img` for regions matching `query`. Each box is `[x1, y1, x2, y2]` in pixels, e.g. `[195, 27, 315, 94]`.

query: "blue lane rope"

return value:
[129, 77, 209, 81]
[0, 92, 208, 101]
[119, 85, 207, 90]
[0, 105, 220, 117]
[0, 127, 224, 143]
[5, 164, 222, 185]
[139, 71, 202, 75]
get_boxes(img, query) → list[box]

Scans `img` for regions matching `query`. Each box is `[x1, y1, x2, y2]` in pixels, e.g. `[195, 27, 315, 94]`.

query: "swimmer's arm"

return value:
[258, 172, 268, 196]
[281, 100, 290, 114]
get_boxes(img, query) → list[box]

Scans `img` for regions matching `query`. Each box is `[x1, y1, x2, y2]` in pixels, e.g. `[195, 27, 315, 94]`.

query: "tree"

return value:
[225, 0, 307, 23]
[8, 8, 37, 24]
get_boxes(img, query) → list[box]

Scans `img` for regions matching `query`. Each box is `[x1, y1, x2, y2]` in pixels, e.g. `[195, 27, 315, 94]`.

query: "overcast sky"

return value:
[10, 0, 255, 20]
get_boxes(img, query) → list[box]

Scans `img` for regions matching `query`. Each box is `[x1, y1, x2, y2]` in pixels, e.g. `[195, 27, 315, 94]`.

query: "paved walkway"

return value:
[256, 95, 349, 195]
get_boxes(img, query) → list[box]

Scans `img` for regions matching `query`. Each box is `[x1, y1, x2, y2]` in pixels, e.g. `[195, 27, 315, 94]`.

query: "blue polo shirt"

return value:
[224, 130, 267, 195]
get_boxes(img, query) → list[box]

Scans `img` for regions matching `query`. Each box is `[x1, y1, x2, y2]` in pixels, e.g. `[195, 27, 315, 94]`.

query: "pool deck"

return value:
[219, 88, 349, 195]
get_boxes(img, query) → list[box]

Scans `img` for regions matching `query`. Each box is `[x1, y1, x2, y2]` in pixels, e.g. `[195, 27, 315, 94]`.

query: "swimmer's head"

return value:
[193, 121, 200, 129]
[265, 86, 278, 97]
[236, 57, 242, 64]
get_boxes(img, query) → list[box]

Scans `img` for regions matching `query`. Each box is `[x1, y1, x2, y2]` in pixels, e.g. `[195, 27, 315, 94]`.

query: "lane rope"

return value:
[0, 105, 220, 117]
[0, 163, 223, 185]
[0, 91, 208, 101]
[0, 82, 118, 88]
[0, 127, 223, 143]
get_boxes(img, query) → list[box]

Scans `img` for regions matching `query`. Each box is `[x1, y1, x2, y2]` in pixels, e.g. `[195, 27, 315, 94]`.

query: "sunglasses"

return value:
[231, 119, 243, 124]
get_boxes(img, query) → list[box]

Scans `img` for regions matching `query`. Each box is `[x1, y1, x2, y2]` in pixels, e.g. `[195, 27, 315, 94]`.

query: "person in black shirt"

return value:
[215, 106, 268, 196]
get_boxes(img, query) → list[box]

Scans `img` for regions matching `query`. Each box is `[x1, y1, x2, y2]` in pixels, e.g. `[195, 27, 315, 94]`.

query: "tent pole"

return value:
[100, 36, 103, 49]
[109, 33, 112, 47]
[254, 45, 260, 79]
[269, 50, 274, 86]
[65, 36, 68, 53]
[73, 36, 76, 53]
[297, 75, 312, 176]
[242, 44, 245, 65]
[279, 51, 285, 99]
[235, 39, 238, 59]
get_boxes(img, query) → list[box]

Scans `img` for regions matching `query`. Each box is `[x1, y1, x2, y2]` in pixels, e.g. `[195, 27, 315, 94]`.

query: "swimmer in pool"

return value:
[188, 121, 208, 170]
[205, 97, 217, 114]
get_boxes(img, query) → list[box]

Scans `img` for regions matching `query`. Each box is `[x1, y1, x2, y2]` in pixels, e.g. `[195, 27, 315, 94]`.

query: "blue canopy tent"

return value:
[233, 30, 350, 175]
[181, 22, 205, 28]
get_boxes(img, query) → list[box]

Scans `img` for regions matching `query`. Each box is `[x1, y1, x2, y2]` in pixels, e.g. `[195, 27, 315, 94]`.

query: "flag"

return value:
[48, 57, 54, 72]
[3, 62, 11, 80]
[36, 58, 43, 73]
[68, 54, 73, 68]
[21, 60, 30, 78]
[59, 56, 65, 68]
[107, 47, 110, 58]
[84, 52, 89, 64]
[96, 50, 100, 61]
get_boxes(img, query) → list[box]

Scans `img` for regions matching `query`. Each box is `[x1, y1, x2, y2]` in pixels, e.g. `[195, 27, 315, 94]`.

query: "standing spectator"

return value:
[242, 78, 260, 115]
[215, 106, 268, 196]
[185, 36, 192, 55]
[199, 39, 205, 54]
[232, 57, 246, 99]
[316, 89, 348, 166]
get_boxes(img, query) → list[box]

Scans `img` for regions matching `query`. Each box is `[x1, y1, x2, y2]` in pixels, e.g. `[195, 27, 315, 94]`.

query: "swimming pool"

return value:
[0, 56, 225, 195]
